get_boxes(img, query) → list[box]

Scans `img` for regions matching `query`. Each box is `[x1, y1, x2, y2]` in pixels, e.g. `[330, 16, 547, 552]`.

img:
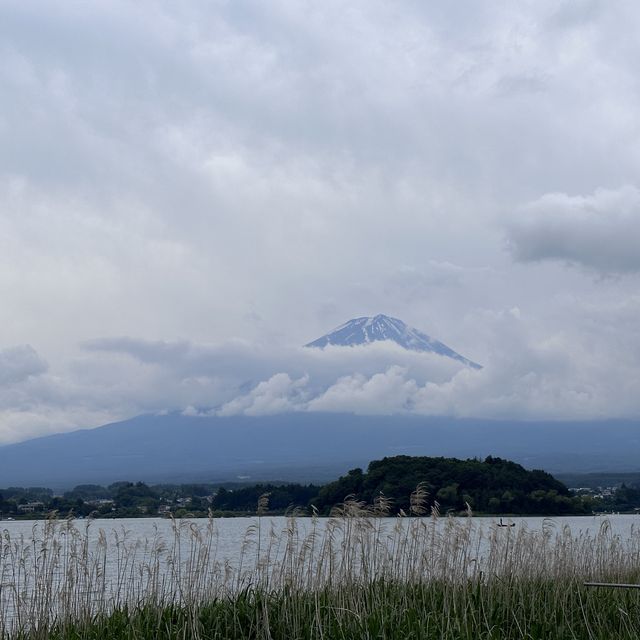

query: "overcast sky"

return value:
[2, 0, 640, 443]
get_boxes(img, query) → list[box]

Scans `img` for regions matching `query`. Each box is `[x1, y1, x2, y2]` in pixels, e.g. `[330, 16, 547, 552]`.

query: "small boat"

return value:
[497, 518, 515, 527]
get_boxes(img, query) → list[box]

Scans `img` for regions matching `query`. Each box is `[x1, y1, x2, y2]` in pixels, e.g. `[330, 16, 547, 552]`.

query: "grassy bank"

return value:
[17, 578, 640, 639]
[2, 498, 640, 638]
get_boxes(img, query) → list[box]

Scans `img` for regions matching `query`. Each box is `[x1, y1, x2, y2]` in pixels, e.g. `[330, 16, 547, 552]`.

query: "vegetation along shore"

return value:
[1, 455, 638, 520]
[1, 500, 640, 638]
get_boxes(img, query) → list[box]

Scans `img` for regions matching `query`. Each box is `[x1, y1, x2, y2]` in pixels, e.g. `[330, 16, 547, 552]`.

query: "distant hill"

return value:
[312, 455, 583, 515]
[0, 413, 639, 489]
[305, 314, 481, 368]
[554, 471, 640, 490]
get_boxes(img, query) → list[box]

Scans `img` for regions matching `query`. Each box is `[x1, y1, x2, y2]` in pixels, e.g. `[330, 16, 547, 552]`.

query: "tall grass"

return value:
[1, 501, 640, 638]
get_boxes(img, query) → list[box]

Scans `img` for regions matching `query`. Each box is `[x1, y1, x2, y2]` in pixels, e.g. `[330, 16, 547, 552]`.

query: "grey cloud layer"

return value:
[1, 2, 640, 440]
[507, 186, 640, 273]
[0, 345, 47, 384]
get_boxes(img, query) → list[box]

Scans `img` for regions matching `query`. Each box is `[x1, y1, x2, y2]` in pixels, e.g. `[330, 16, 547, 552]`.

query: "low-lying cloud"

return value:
[217, 373, 311, 417]
[3, 294, 640, 445]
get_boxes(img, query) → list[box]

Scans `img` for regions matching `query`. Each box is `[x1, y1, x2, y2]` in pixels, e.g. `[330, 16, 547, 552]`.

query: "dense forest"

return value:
[313, 456, 588, 515]
[0, 455, 638, 519]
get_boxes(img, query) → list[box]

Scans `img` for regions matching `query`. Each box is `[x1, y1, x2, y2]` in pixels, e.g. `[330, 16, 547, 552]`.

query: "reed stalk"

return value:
[1, 501, 639, 638]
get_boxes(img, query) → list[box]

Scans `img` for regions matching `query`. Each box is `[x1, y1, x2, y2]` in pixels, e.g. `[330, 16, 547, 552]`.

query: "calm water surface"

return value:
[3, 512, 638, 530]
[2, 513, 638, 540]
[1, 513, 638, 562]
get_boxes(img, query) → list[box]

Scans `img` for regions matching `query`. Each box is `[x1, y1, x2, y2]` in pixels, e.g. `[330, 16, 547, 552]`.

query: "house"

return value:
[17, 502, 44, 513]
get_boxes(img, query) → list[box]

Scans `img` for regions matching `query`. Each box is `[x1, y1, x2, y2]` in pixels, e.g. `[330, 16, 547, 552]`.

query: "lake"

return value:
[2, 512, 638, 548]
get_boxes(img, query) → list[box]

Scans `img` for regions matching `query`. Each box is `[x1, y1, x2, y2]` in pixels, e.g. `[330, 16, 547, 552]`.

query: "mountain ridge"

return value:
[0, 412, 638, 489]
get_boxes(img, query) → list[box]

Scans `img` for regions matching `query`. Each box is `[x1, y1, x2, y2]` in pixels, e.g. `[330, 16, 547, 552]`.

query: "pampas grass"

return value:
[1, 499, 640, 638]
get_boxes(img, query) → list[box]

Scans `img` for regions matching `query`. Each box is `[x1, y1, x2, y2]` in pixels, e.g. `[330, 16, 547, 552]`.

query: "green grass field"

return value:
[18, 578, 640, 639]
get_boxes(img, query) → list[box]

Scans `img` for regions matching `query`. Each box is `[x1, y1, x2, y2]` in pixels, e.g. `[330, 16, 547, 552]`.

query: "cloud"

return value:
[1, 3, 640, 440]
[0, 337, 471, 442]
[0, 345, 47, 384]
[2, 293, 640, 442]
[81, 336, 464, 414]
[85, 335, 463, 381]
[507, 186, 640, 273]
[206, 302, 640, 421]
[217, 373, 309, 416]
[227, 331, 636, 421]
[307, 366, 419, 414]
[4, 0, 640, 358]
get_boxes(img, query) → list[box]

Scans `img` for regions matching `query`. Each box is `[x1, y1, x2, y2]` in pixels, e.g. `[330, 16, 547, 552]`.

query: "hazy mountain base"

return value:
[0, 413, 639, 489]
[555, 471, 640, 489]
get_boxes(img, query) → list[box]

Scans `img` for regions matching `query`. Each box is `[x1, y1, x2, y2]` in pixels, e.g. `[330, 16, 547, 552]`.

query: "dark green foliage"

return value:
[613, 484, 640, 512]
[211, 483, 320, 512]
[20, 579, 640, 640]
[111, 482, 157, 508]
[312, 455, 586, 515]
[63, 484, 111, 501]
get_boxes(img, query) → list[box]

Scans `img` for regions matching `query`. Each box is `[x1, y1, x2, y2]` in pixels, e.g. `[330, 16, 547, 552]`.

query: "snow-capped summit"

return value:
[305, 314, 481, 369]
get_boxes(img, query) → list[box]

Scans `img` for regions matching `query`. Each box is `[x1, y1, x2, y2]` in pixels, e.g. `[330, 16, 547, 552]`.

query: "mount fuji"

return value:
[305, 314, 481, 369]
